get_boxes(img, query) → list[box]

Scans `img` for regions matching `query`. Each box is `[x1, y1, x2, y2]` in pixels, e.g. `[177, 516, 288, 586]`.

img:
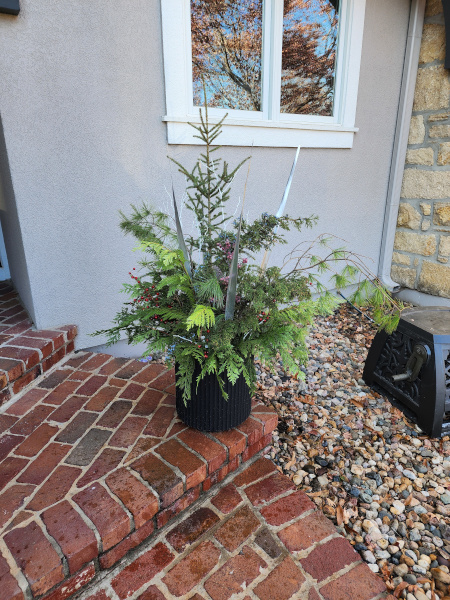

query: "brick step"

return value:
[41, 458, 387, 600]
[0, 352, 278, 600]
[0, 281, 77, 406]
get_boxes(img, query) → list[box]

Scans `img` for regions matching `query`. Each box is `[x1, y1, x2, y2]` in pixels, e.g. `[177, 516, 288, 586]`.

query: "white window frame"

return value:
[161, 0, 366, 148]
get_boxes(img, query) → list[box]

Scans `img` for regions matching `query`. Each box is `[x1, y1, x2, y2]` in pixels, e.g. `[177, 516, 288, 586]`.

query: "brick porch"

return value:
[78, 456, 387, 600]
[0, 351, 279, 600]
[0, 281, 77, 405]
[0, 350, 389, 600]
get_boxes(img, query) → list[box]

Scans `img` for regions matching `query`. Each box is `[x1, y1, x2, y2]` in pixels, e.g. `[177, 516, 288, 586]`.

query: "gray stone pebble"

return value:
[362, 550, 376, 564]
[412, 565, 427, 575]
[405, 549, 418, 562]
[414, 506, 427, 515]
[410, 529, 421, 542]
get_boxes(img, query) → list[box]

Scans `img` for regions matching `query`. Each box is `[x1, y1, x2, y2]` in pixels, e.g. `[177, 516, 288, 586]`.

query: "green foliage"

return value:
[186, 305, 216, 331]
[93, 110, 403, 404]
[169, 105, 248, 269]
[196, 276, 224, 309]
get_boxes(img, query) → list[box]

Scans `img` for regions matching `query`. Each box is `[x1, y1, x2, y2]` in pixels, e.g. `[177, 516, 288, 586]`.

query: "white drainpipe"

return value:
[378, 0, 426, 292]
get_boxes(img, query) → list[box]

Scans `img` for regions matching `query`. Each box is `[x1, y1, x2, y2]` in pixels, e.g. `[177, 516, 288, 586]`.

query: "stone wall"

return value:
[391, 0, 450, 298]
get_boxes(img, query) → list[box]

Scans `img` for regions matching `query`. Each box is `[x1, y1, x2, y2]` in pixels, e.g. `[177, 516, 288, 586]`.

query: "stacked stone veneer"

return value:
[391, 0, 450, 298]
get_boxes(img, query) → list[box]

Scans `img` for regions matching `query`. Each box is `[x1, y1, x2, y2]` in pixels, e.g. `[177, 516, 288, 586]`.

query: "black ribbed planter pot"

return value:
[175, 362, 252, 432]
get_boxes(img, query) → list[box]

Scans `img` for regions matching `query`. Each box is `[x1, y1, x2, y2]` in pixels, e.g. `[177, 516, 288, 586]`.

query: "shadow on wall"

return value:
[0, 113, 35, 321]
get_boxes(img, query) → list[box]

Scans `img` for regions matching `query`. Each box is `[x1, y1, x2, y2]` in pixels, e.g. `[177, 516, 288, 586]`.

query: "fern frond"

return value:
[196, 276, 224, 308]
[186, 305, 216, 331]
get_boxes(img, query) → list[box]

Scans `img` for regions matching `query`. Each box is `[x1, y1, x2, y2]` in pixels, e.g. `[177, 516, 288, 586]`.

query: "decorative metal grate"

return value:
[364, 307, 450, 438]
[374, 330, 421, 406]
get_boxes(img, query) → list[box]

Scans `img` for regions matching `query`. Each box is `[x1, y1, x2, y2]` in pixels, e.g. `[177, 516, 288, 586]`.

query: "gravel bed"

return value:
[256, 304, 450, 600]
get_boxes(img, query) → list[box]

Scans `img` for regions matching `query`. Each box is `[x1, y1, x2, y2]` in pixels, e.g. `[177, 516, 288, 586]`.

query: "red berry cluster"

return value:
[128, 271, 173, 325]
[258, 311, 270, 324]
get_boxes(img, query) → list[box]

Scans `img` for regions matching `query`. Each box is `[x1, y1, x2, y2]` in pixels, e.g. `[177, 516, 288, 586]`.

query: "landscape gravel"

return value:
[255, 303, 450, 600]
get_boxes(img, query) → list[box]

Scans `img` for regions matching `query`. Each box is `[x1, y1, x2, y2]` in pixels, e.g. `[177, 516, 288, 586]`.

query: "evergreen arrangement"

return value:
[94, 109, 402, 404]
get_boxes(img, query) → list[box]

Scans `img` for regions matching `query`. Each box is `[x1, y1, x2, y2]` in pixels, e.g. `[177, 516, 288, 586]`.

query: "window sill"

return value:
[163, 116, 359, 148]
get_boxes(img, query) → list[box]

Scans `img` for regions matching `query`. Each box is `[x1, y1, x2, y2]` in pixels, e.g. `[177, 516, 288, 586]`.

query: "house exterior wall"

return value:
[391, 0, 450, 299]
[0, 0, 411, 351]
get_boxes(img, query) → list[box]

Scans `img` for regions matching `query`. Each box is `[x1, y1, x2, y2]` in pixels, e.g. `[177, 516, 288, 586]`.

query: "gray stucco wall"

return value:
[0, 0, 411, 352]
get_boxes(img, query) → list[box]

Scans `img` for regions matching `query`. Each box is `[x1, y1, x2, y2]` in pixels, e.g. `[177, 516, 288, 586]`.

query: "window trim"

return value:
[161, 0, 366, 148]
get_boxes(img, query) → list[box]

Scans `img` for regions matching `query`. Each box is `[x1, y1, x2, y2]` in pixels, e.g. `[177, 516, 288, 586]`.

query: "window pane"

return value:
[280, 0, 340, 116]
[191, 0, 263, 111]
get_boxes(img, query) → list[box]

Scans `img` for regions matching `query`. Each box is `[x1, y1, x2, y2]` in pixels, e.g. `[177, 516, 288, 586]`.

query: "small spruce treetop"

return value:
[94, 109, 403, 403]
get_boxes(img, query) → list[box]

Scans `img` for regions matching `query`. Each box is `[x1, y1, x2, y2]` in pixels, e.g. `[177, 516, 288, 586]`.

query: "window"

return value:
[161, 0, 366, 148]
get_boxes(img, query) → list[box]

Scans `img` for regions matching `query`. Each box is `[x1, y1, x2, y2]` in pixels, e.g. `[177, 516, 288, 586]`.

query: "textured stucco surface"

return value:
[0, 0, 410, 351]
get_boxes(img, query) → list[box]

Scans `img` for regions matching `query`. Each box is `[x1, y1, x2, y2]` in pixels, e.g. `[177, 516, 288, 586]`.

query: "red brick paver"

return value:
[166, 507, 219, 552]
[99, 519, 156, 570]
[73, 483, 131, 551]
[163, 541, 220, 596]
[320, 562, 387, 600]
[4, 520, 64, 595]
[260, 489, 315, 525]
[253, 556, 305, 600]
[0, 552, 24, 600]
[156, 438, 207, 490]
[177, 429, 226, 473]
[278, 510, 337, 552]
[42, 500, 98, 574]
[26, 465, 81, 510]
[210, 483, 242, 514]
[105, 468, 159, 528]
[244, 471, 295, 506]
[300, 536, 361, 582]
[204, 546, 267, 600]
[111, 543, 173, 599]
[43, 563, 96, 600]
[132, 452, 184, 508]
[214, 504, 260, 551]
[0, 484, 35, 526]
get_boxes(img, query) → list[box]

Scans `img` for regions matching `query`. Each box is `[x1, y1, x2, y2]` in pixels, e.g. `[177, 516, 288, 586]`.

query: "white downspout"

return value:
[378, 0, 426, 291]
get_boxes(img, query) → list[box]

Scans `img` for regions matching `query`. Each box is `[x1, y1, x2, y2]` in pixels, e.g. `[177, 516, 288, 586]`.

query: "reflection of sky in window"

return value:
[191, 0, 262, 111]
[281, 0, 339, 115]
[283, 1, 338, 58]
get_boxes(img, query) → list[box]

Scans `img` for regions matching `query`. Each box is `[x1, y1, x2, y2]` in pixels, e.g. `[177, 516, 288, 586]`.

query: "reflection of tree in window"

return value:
[281, 0, 339, 116]
[191, 0, 263, 111]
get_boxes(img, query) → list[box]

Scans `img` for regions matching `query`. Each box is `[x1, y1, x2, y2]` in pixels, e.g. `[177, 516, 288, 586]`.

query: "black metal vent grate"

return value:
[363, 307, 450, 438]
[374, 331, 421, 405]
